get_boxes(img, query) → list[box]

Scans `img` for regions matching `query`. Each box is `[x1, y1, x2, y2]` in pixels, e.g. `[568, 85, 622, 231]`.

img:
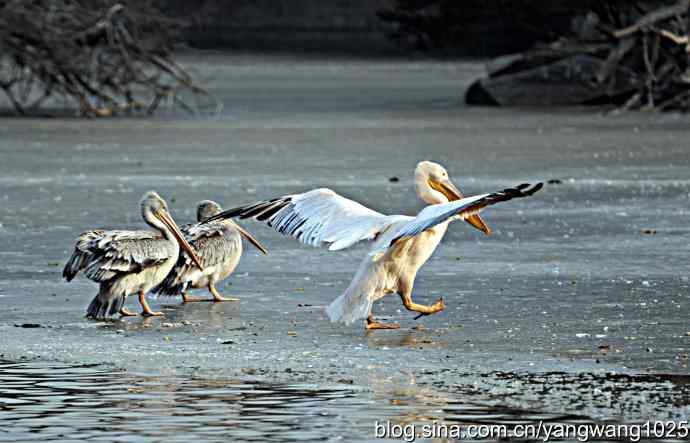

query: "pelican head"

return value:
[414, 161, 491, 234]
[196, 199, 268, 254]
[140, 191, 205, 269]
[196, 200, 223, 222]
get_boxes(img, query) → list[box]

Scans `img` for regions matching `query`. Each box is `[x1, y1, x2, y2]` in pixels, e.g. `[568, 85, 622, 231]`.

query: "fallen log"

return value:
[466, 1, 690, 111]
[467, 55, 640, 106]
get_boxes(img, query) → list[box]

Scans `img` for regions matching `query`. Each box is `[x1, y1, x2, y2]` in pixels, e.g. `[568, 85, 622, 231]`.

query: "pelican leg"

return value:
[181, 292, 206, 303]
[366, 314, 400, 330]
[399, 291, 445, 318]
[119, 307, 138, 317]
[208, 283, 240, 302]
[138, 291, 164, 317]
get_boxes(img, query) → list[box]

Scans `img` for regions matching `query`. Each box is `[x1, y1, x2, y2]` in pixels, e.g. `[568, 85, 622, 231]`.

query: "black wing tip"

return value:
[501, 182, 543, 198]
[520, 182, 543, 196]
[203, 196, 292, 224]
[204, 208, 241, 224]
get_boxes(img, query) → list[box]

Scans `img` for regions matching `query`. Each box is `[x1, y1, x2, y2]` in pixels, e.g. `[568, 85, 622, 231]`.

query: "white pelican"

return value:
[205, 161, 543, 330]
[63, 191, 204, 319]
[153, 200, 268, 303]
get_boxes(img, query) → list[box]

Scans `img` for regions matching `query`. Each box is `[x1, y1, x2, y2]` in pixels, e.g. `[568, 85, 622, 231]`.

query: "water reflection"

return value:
[0, 360, 371, 442]
[1, 360, 688, 442]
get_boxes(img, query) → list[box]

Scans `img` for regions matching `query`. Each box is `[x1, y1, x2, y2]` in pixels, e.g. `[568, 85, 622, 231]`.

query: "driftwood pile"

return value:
[0, 0, 213, 117]
[467, 0, 690, 111]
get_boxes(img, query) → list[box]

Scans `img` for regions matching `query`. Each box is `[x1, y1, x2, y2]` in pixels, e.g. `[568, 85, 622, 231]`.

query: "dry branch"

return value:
[659, 28, 690, 43]
[613, 0, 688, 38]
[0, 0, 216, 117]
[475, 0, 690, 111]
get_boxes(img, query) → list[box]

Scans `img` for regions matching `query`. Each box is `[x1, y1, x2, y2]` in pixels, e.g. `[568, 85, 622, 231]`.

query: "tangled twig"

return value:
[524, 0, 690, 111]
[0, 0, 217, 117]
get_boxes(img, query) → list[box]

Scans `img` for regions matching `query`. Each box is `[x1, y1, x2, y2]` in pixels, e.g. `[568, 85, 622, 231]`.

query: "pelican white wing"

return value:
[206, 188, 408, 251]
[370, 183, 543, 257]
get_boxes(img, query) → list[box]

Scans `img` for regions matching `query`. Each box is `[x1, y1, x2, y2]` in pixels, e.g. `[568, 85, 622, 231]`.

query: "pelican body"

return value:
[63, 191, 203, 319]
[206, 161, 542, 330]
[153, 200, 267, 302]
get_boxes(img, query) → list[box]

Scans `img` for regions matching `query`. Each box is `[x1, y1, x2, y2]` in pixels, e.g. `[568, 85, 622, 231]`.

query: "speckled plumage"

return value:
[64, 229, 180, 318]
[154, 201, 242, 297]
[64, 230, 177, 283]
[63, 191, 197, 319]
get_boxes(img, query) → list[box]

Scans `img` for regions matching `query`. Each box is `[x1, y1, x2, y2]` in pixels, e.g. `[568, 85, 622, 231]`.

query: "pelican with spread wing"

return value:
[205, 161, 542, 330]
[63, 191, 204, 319]
[153, 200, 267, 302]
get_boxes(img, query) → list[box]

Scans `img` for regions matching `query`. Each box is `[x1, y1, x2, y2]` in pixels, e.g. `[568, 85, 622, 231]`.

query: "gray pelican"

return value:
[63, 191, 204, 319]
[205, 161, 542, 330]
[153, 200, 267, 303]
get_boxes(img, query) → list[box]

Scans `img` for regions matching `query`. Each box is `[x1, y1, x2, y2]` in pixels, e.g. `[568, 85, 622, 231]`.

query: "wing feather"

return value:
[206, 188, 403, 251]
[63, 229, 175, 283]
[388, 183, 543, 247]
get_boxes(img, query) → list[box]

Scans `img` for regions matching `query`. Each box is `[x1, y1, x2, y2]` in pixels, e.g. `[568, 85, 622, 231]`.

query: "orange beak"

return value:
[432, 178, 491, 235]
[157, 210, 205, 270]
[233, 221, 268, 254]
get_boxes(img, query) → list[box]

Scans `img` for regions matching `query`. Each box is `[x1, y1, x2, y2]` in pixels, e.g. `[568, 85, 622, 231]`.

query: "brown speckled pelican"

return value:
[63, 191, 204, 319]
[153, 200, 267, 303]
[205, 161, 542, 330]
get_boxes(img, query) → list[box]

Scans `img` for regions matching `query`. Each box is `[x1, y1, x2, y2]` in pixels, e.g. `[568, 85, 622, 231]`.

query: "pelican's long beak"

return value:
[432, 178, 491, 235]
[157, 211, 205, 270]
[233, 222, 268, 254]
